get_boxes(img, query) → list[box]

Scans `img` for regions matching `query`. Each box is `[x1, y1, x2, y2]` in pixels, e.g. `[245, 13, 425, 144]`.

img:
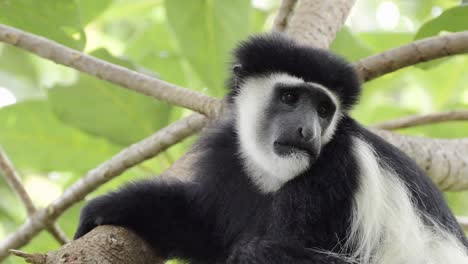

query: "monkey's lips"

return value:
[273, 141, 315, 157]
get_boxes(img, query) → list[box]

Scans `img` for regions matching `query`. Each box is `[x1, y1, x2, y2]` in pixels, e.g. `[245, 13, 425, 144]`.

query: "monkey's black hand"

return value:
[74, 195, 118, 239]
[73, 179, 216, 260]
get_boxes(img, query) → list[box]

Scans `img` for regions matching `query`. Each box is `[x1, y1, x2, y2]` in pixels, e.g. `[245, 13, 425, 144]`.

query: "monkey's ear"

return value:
[232, 64, 243, 76]
[229, 64, 244, 92]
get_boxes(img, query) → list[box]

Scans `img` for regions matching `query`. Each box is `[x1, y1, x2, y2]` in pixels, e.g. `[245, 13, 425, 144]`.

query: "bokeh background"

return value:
[0, 0, 467, 263]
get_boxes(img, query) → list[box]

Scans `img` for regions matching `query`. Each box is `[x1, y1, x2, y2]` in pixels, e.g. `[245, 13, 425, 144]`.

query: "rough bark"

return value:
[272, 0, 298, 31]
[355, 31, 468, 82]
[285, 0, 356, 48]
[374, 130, 468, 191]
[10, 226, 164, 264]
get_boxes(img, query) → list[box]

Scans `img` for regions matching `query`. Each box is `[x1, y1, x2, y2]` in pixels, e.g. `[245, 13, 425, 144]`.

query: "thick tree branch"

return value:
[0, 24, 220, 117]
[10, 226, 164, 264]
[0, 114, 206, 260]
[355, 31, 468, 82]
[0, 147, 69, 245]
[373, 110, 468, 130]
[285, 0, 356, 48]
[272, 0, 298, 32]
[372, 129, 468, 191]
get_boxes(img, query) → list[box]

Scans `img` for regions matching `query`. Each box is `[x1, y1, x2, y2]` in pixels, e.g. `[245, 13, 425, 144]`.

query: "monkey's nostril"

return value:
[298, 127, 313, 141]
[298, 127, 303, 138]
[297, 127, 310, 141]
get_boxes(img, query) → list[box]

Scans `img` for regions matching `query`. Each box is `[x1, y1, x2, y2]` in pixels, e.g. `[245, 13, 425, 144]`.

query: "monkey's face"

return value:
[267, 81, 337, 159]
[234, 73, 341, 192]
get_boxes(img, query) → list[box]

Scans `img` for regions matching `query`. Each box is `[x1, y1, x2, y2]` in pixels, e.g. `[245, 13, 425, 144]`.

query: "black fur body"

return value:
[75, 34, 467, 263]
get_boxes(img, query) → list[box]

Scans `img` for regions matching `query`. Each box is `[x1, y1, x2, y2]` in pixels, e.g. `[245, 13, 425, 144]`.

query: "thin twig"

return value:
[355, 31, 468, 82]
[0, 113, 207, 260]
[373, 110, 468, 130]
[9, 249, 47, 264]
[0, 147, 35, 214]
[0, 147, 69, 245]
[272, 0, 298, 32]
[0, 24, 220, 117]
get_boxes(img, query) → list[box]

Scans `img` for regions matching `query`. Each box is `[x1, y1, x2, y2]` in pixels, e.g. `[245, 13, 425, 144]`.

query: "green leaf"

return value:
[418, 55, 468, 108]
[0, 45, 44, 100]
[415, 5, 468, 40]
[330, 27, 373, 62]
[0, 0, 85, 50]
[126, 23, 188, 87]
[0, 45, 38, 83]
[357, 32, 413, 53]
[165, 0, 252, 97]
[0, 100, 120, 173]
[49, 49, 172, 146]
[76, 0, 113, 25]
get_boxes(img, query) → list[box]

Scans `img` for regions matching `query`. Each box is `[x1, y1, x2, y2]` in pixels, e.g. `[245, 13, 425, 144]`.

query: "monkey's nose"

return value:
[298, 127, 314, 141]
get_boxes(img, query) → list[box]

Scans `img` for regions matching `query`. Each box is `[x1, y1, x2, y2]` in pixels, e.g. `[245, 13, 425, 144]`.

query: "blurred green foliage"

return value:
[0, 0, 467, 263]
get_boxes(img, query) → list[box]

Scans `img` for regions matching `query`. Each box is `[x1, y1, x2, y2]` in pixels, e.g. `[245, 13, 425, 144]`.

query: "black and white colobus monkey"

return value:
[75, 34, 468, 263]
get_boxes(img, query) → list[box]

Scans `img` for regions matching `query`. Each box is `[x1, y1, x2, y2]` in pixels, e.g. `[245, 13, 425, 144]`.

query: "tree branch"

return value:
[373, 110, 468, 130]
[0, 114, 206, 260]
[10, 226, 164, 264]
[0, 147, 69, 245]
[285, 0, 356, 48]
[0, 24, 220, 117]
[355, 31, 468, 82]
[372, 129, 468, 191]
[272, 0, 298, 32]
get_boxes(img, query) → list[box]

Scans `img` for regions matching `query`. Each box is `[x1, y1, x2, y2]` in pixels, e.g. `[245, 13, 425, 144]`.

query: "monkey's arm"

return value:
[227, 238, 350, 264]
[74, 179, 216, 260]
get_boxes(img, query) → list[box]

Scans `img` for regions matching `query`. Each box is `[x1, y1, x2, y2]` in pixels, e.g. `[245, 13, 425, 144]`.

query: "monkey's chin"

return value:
[273, 141, 316, 159]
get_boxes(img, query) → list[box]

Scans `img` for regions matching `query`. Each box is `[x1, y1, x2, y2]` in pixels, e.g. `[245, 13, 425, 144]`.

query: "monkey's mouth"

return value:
[273, 141, 314, 157]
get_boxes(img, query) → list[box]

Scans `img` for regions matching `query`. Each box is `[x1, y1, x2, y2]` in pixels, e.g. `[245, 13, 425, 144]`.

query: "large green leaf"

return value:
[357, 32, 413, 53]
[0, 100, 120, 173]
[49, 49, 172, 146]
[76, 0, 113, 25]
[0, 45, 38, 83]
[0, 45, 43, 100]
[0, 0, 85, 50]
[415, 5, 468, 40]
[165, 0, 252, 97]
[126, 23, 188, 87]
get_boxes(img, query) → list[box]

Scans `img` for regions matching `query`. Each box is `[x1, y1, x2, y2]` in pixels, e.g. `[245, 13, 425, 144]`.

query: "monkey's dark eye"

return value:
[280, 91, 299, 105]
[317, 102, 333, 118]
